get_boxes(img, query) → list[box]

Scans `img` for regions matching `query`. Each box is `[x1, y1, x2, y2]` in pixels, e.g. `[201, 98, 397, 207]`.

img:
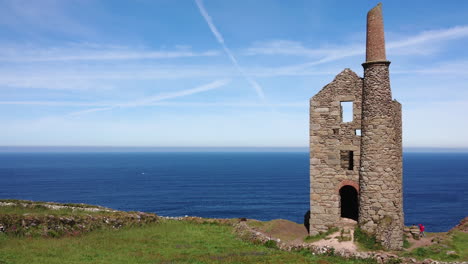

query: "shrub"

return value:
[414, 247, 428, 257]
[264, 240, 278, 249]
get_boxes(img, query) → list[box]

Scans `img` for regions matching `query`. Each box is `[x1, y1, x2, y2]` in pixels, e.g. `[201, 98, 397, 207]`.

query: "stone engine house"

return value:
[309, 4, 404, 250]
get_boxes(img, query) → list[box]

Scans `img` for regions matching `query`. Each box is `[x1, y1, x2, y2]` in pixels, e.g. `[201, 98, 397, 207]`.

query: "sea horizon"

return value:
[1, 146, 468, 153]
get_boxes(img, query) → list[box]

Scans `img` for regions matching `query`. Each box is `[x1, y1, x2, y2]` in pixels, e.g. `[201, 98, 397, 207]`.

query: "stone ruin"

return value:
[309, 3, 404, 250]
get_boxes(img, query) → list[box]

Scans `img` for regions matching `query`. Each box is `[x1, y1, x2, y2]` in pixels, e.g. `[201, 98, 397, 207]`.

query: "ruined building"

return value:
[309, 4, 404, 250]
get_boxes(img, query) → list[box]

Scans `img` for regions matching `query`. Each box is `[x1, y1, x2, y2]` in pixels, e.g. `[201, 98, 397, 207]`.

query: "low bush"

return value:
[263, 239, 278, 249]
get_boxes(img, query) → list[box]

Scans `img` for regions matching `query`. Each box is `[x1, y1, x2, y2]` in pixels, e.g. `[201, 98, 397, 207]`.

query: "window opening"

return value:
[355, 129, 361, 136]
[340, 101, 353, 122]
[340, 150, 354, 170]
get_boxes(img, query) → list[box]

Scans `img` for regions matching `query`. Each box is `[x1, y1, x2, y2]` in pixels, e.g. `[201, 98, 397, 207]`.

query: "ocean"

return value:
[0, 152, 466, 232]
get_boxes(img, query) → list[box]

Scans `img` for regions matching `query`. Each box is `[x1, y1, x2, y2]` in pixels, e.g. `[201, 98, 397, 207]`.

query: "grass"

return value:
[304, 227, 339, 242]
[400, 231, 468, 262]
[353, 226, 383, 251]
[0, 220, 377, 264]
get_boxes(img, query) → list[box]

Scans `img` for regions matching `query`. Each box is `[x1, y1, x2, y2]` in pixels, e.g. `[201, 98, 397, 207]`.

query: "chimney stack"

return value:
[365, 3, 386, 62]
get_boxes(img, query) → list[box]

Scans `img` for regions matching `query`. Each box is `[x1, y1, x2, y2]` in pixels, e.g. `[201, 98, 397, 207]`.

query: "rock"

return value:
[449, 216, 468, 233]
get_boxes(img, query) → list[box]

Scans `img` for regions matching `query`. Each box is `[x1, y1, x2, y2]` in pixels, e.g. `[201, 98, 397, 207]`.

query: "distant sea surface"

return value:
[0, 152, 466, 232]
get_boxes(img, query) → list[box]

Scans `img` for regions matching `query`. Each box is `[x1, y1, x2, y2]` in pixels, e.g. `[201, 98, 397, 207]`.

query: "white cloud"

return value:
[0, 44, 220, 62]
[245, 40, 362, 58]
[0, 101, 102, 106]
[0, 100, 305, 108]
[69, 79, 231, 115]
[0, 63, 337, 90]
[387, 25, 468, 50]
[244, 25, 468, 70]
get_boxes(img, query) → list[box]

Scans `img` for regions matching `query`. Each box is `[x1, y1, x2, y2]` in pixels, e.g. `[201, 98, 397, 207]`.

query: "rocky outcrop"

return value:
[405, 225, 422, 240]
[0, 200, 158, 237]
[0, 201, 116, 213]
[449, 217, 468, 233]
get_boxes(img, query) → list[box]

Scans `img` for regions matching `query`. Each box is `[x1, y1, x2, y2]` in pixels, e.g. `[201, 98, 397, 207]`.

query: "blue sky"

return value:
[1, 0, 467, 148]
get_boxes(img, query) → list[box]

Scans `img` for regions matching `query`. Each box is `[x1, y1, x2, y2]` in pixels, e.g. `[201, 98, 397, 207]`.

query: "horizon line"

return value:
[0, 146, 467, 153]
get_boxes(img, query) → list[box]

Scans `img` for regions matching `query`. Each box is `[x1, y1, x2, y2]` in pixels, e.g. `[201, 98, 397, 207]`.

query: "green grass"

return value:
[402, 236, 411, 249]
[353, 226, 383, 251]
[400, 231, 468, 262]
[304, 227, 339, 242]
[0, 220, 376, 264]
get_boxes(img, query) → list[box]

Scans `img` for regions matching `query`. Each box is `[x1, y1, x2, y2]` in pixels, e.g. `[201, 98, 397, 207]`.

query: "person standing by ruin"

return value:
[419, 224, 425, 238]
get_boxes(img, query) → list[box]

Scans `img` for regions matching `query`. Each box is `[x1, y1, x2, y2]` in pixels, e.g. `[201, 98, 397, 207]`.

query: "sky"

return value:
[0, 0, 467, 148]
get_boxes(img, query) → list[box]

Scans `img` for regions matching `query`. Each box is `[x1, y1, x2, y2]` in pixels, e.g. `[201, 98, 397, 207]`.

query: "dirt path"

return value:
[311, 229, 357, 252]
[407, 236, 433, 251]
[247, 217, 360, 253]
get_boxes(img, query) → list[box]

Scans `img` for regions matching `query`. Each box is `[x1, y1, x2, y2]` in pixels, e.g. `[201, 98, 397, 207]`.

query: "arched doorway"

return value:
[339, 185, 358, 221]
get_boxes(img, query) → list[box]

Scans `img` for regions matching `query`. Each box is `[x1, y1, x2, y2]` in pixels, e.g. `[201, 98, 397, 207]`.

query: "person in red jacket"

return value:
[418, 224, 425, 238]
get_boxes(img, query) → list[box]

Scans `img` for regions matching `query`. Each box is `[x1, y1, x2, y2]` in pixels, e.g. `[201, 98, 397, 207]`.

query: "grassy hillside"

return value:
[1, 200, 466, 263]
[0, 200, 376, 264]
[0, 221, 376, 264]
[400, 230, 468, 262]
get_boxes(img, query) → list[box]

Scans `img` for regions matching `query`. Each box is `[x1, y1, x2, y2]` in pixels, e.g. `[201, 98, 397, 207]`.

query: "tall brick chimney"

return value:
[365, 3, 386, 62]
[359, 3, 404, 250]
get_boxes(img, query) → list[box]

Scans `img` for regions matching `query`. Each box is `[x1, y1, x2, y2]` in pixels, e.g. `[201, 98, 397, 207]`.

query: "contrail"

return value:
[69, 79, 231, 116]
[194, 0, 266, 101]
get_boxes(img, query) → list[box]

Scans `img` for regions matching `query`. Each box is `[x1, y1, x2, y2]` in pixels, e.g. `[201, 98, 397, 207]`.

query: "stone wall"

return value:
[359, 61, 403, 250]
[309, 64, 404, 250]
[309, 69, 363, 235]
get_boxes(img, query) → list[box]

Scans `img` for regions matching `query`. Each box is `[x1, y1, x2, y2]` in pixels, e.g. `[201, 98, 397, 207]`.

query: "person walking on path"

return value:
[419, 224, 425, 238]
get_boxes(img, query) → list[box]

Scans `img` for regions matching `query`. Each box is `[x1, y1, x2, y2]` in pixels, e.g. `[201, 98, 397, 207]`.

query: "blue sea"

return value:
[0, 152, 466, 232]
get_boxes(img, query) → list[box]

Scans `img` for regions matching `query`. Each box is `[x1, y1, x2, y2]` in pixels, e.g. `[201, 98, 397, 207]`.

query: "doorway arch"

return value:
[339, 185, 358, 221]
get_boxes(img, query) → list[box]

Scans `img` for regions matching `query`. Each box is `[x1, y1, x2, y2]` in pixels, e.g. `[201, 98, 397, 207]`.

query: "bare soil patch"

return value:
[246, 219, 308, 243]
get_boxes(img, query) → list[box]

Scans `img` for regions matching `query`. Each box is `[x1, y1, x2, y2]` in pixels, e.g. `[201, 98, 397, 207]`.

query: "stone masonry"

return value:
[309, 3, 404, 250]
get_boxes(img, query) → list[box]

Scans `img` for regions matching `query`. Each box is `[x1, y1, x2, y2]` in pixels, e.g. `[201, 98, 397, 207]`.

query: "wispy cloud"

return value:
[0, 44, 220, 62]
[245, 25, 468, 70]
[69, 79, 231, 115]
[194, 0, 266, 101]
[0, 101, 103, 106]
[245, 40, 362, 58]
[0, 63, 337, 90]
[70, 107, 114, 116]
[387, 25, 468, 50]
[0, 100, 305, 108]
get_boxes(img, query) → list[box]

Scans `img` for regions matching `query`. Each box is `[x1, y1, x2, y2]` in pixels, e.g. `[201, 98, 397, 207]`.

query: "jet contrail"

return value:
[194, 0, 266, 101]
